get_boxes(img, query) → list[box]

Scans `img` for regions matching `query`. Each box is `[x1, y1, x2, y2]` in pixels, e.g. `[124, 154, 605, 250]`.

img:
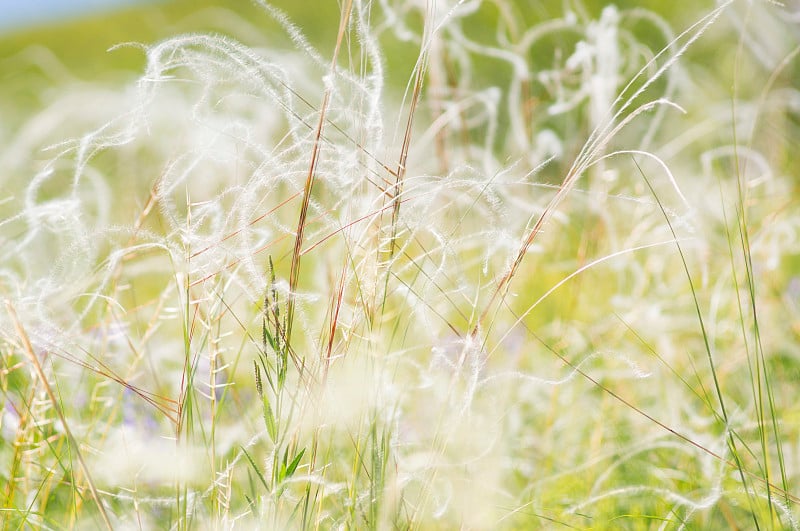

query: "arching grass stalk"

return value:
[633, 157, 764, 529]
[470, 1, 733, 342]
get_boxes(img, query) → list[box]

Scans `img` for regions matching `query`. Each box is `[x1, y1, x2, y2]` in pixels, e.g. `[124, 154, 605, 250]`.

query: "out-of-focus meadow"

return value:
[1, 1, 799, 529]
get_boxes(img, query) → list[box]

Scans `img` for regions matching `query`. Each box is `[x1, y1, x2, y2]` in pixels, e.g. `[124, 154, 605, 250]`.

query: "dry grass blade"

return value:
[286, 0, 354, 345]
[5, 301, 113, 530]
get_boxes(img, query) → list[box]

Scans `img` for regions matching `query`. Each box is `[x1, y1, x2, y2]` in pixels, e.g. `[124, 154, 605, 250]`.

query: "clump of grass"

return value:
[1, 0, 800, 528]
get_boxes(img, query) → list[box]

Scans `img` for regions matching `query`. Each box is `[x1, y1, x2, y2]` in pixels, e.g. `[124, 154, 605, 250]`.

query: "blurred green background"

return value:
[0, 0, 716, 129]
[0, 1, 343, 129]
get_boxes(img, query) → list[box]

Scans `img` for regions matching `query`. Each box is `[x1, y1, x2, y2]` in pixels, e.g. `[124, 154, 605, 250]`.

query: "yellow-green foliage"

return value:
[1, 1, 799, 529]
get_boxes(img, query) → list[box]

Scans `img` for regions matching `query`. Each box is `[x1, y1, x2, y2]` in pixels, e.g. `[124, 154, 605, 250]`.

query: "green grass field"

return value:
[1, 1, 799, 528]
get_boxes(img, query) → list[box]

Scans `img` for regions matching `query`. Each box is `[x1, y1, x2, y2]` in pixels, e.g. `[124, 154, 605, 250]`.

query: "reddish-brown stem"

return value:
[286, 0, 354, 346]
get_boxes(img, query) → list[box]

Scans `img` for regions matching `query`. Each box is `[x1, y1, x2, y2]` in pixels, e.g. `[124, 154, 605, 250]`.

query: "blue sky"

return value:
[0, 0, 161, 33]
